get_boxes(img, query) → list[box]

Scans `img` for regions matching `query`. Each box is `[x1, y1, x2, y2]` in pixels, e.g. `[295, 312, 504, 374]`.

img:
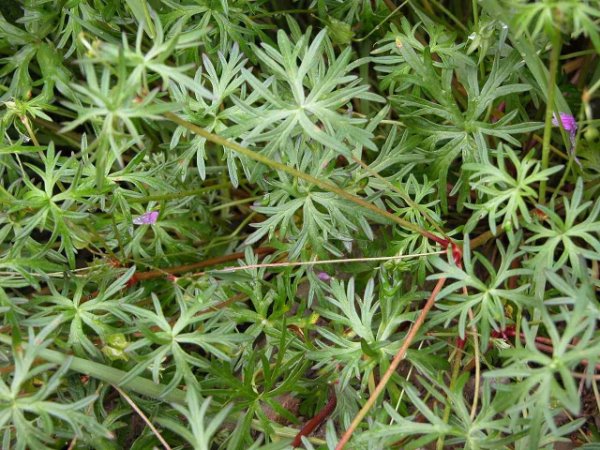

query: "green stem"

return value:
[22, 116, 40, 147]
[249, 8, 314, 19]
[210, 195, 260, 212]
[428, 0, 467, 33]
[127, 183, 230, 203]
[162, 113, 446, 246]
[539, 36, 562, 203]
[588, 77, 600, 97]
[0, 333, 187, 404]
[436, 346, 463, 450]
[380, 119, 406, 126]
[228, 211, 257, 238]
[33, 117, 82, 147]
[353, 1, 408, 42]
[560, 49, 598, 59]
[550, 156, 573, 205]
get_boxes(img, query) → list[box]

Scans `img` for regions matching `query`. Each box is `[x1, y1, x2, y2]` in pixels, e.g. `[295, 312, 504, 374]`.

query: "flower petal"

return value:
[133, 211, 159, 225]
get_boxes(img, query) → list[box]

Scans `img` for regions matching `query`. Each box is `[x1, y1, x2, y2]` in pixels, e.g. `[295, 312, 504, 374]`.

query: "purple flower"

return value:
[317, 272, 331, 282]
[551, 112, 577, 133]
[133, 211, 159, 225]
[552, 112, 580, 165]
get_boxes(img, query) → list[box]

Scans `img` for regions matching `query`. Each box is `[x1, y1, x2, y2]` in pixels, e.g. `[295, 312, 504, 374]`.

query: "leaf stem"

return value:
[213, 250, 445, 274]
[21, 116, 40, 146]
[468, 308, 480, 420]
[436, 337, 463, 450]
[131, 246, 275, 282]
[353, 1, 408, 42]
[209, 195, 260, 212]
[539, 36, 562, 203]
[427, 0, 468, 33]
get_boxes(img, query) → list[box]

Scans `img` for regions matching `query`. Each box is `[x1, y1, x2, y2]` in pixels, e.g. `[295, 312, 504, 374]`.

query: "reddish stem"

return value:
[451, 243, 463, 267]
[131, 247, 275, 283]
[425, 233, 449, 248]
[80, 248, 275, 302]
[292, 387, 337, 448]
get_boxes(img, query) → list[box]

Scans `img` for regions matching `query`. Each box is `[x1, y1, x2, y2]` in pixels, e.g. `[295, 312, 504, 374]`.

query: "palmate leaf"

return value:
[23, 267, 139, 358]
[382, 22, 542, 210]
[245, 174, 375, 259]
[161, 0, 270, 55]
[480, 0, 573, 114]
[87, 11, 213, 99]
[0, 320, 110, 449]
[119, 291, 249, 394]
[228, 28, 384, 159]
[170, 43, 249, 180]
[362, 376, 529, 450]
[8, 143, 92, 268]
[485, 294, 599, 446]
[464, 145, 563, 235]
[62, 64, 178, 157]
[307, 277, 419, 392]
[158, 390, 232, 450]
[429, 234, 534, 349]
[524, 178, 600, 293]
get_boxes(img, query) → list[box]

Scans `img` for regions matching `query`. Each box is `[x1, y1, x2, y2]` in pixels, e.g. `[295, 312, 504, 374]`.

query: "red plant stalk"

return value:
[292, 387, 338, 448]
[129, 246, 275, 284]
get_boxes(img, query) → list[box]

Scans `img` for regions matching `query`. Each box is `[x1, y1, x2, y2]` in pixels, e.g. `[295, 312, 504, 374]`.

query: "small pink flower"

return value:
[551, 112, 577, 133]
[551, 112, 579, 165]
[317, 272, 331, 282]
[133, 211, 159, 225]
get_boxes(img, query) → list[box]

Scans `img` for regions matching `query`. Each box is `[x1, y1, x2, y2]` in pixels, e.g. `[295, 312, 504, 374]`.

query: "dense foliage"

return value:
[1, 1, 599, 449]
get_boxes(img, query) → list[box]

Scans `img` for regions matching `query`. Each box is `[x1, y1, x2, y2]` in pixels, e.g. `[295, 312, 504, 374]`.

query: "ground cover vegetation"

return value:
[1, 0, 599, 448]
